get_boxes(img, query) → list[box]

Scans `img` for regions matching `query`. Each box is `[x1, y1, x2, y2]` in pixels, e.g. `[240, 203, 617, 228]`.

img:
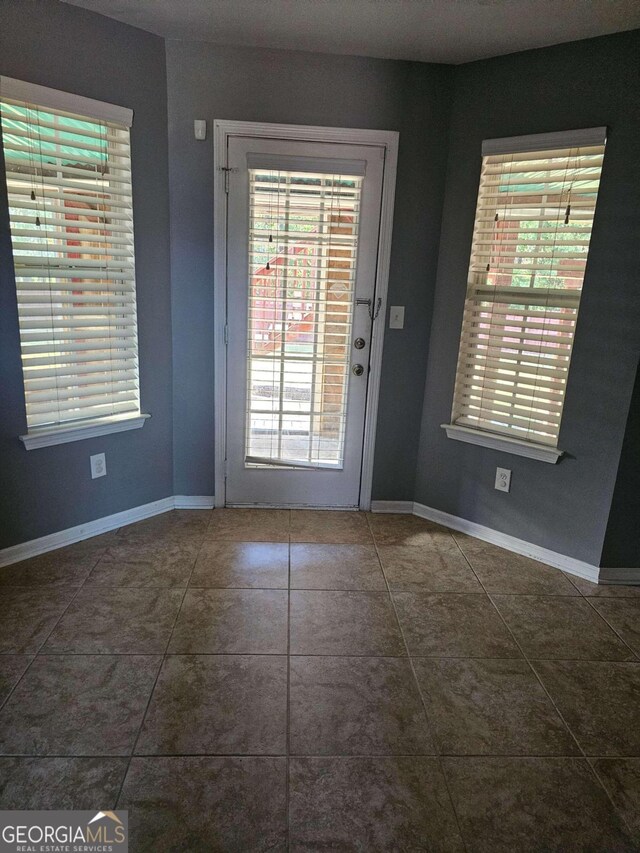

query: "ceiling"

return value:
[60, 0, 640, 65]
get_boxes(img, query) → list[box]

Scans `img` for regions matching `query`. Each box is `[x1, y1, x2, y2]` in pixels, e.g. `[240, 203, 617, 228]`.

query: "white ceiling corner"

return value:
[60, 0, 640, 64]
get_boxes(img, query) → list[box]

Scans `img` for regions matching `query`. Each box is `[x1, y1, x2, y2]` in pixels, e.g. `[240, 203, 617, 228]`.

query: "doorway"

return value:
[214, 121, 398, 509]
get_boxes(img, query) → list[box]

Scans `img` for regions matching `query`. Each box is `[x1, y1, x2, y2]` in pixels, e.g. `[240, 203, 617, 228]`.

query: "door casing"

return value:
[213, 119, 399, 509]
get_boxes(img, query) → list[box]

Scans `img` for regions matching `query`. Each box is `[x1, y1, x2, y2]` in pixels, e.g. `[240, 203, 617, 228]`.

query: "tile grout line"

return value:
[0, 544, 110, 715]
[0, 750, 632, 759]
[3, 649, 637, 662]
[450, 536, 589, 761]
[586, 756, 640, 840]
[365, 515, 471, 853]
[578, 596, 640, 663]
[112, 519, 209, 810]
[451, 538, 640, 840]
[3, 511, 636, 842]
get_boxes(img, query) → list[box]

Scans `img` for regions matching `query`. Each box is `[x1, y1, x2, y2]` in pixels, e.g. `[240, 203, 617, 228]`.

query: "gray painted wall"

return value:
[166, 41, 452, 500]
[0, 0, 173, 548]
[415, 30, 640, 566]
[1, 3, 637, 569]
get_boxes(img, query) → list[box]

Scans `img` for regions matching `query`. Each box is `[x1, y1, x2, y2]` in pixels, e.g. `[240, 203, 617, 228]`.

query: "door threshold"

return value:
[224, 503, 361, 511]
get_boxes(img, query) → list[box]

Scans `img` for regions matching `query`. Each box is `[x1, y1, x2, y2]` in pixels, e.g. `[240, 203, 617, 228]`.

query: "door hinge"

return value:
[224, 324, 229, 345]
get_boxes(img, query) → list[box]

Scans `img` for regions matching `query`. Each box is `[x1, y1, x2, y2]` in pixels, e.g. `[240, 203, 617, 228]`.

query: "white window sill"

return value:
[441, 423, 564, 464]
[20, 413, 150, 450]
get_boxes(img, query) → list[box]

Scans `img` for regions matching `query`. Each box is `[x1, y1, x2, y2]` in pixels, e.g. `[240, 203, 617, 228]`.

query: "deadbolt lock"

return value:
[352, 364, 365, 377]
[354, 337, 366, 350]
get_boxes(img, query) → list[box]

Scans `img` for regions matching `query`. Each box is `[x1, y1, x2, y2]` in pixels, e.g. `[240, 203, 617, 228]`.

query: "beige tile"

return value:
[368, 513, 454, 547]
[85, 540, 201, 587]
[393, 592, 521, 658]
[534, 660, 640, 756]
[290, 656, 435, 755]
[444, 757, 636, 852]
[117, 510, 212, 542]
[290, 591, 405, 656]
[0, 657, 32, 705]
[413, 658, 577, 755]
[454, 539, 578, 595]
[493, 595, 634, 660]
[590, 598, 640, 656]
[190, 541, 288, 588]
[290, 757, 464, 851]
[0, 655, 161, 756]
[136, 655, 287, 755]
[119, 757, 286, 852]
[290, 510, 372, 544]
[207, 509, 290, 542]
[0, 536, 114, 587]
[169, 589, 288, 654]
[44, 588, 183, 654]
[0, 587, 76, 653]
[290, 544, 386, 590]
[567, 575, 640, 598]
[592, 759, 640, 839]
[378, 544, 482, 592]
[0, 757, 127, 809]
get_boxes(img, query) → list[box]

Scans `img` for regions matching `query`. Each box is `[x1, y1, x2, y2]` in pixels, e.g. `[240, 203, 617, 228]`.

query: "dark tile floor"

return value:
[0, 509, 638, 851]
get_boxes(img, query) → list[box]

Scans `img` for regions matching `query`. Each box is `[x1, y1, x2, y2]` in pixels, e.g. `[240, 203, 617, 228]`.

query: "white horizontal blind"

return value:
[452, 130, 606, 447]
[246, 168, 362, 469]
[0, 82, 140, 431]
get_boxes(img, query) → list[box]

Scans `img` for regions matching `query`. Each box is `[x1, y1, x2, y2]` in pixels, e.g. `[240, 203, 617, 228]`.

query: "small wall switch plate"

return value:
[90, 453, 106, 479]
[495, 467, 511, 492]
[194, 119, 207, 141]
[389, 306, 405, 329]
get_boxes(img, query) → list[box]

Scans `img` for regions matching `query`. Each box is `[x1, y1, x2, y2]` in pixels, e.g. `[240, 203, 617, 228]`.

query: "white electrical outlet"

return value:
[389, 306, 405, 329]
[495, 467, 511, 493]
[90, 453, 106, 479]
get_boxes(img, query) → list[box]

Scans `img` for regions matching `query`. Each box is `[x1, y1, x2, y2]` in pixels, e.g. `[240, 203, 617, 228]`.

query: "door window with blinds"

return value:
[448, 127, 606, 456]
[245, 165, 362, 469]
[0, 77, 143, 445]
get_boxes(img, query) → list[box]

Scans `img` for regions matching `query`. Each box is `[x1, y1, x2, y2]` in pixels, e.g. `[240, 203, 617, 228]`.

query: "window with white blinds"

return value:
[0, 77, 141, 439]
[450, 127, 606, 450]
[245, 166, 362, 469]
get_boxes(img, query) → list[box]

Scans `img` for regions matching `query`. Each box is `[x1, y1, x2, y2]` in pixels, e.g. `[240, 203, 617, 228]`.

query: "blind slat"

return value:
[1, 84, 141, 431]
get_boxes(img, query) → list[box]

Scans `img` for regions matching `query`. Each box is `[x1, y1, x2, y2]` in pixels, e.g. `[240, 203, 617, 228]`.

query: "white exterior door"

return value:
[224, 135, 385, 507]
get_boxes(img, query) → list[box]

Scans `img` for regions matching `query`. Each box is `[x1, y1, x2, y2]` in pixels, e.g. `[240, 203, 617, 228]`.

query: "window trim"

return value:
[0, 76, 149, 448]
[20, 413, 150, 450]
[441, 423, 563, 463]
[0, 76, 133, 128]
[445, 126, 606, 460]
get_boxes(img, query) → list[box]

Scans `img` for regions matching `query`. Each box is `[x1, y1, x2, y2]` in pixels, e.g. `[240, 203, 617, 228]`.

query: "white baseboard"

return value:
[0, 495, 214, 569]
[370, 500, 414, 514]
[413, 501, 605, 583]
[2, 494, 636, 586]
[173, 495, 215, 509]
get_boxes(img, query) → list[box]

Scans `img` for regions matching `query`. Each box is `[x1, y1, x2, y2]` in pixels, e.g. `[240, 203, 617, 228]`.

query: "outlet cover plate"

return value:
[495, 467, 511, 492]
[90, 453, 106, 479]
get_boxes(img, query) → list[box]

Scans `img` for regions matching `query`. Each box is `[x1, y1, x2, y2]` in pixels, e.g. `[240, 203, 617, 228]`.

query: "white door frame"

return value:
[213, 119, 399, 510]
